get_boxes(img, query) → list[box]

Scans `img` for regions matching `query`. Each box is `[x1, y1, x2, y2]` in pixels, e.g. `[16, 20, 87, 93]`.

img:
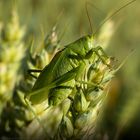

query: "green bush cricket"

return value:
[26, 35, 111, 108]
[24, 0, 136, 137]
[26, 0, 136, 106]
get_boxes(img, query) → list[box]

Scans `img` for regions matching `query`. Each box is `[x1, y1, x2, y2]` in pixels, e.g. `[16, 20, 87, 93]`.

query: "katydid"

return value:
[26, 35, 108, 106]
[24, 1, 136, 138]
[26, 0, 136, 107]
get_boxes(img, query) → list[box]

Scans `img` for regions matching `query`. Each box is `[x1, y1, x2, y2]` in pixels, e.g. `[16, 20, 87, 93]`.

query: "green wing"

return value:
[27, 66, 80, 104]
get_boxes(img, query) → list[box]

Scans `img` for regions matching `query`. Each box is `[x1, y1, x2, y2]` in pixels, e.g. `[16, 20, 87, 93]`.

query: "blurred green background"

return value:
[0, 0, 140, 139]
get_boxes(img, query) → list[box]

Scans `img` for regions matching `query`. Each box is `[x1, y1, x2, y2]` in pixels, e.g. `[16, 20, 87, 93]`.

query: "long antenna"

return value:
[93, 0, 136, 35]
[86, 1, 106, 17]
[86, 0, 93, 34]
